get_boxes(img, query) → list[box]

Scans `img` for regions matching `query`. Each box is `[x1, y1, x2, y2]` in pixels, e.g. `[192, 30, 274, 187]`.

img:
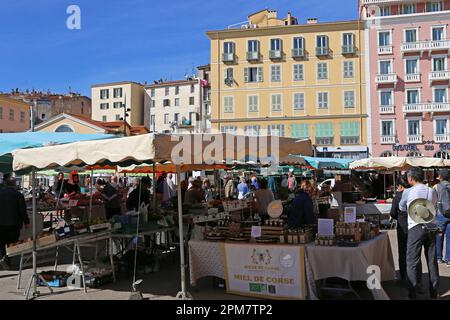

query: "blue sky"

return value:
[0, 0, 358, 97]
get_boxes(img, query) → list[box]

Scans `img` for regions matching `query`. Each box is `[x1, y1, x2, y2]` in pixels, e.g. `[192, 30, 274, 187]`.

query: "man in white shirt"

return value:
[400, 167, 439, 299]
[166, 173, 176, 199]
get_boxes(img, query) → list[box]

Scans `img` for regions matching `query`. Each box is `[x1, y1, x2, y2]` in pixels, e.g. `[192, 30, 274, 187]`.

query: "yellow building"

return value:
[207, 9, 368, 158]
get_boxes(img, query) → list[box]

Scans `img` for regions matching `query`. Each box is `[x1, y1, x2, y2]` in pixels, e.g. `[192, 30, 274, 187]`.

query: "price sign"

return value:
[251, 226, 262, 238]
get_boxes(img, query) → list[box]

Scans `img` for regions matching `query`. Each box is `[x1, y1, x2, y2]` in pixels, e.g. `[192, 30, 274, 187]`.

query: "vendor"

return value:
[288, 181, 315, 228]
[53, 172, 66, 196]
[65, 171, 81, 195]
[102, 176, 122, 219]
[126, 176, 151, 211]
[184, 180, 204, 206]
[254, 179, 275, 221]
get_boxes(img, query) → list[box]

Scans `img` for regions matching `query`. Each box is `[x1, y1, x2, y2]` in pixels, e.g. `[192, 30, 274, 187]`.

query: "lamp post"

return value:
[120, 100, 131, 137]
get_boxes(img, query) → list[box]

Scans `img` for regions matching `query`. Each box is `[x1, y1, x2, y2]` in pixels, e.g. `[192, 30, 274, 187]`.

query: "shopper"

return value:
[268, 176, 277, 196]
[390, 174, 418, 283]
[102, 176, 122, 219]
[203, 178, 214, 202]
[399, 167, 439, 299]
[287, 172, 297, 193]
[224, 175, 235, 199]
[126, 177, 151, 212]
[166, 173, 176, 199]
[288, 181, 315, 228]
[251, 175, 260, 190]
[53, 172, 66, 196]
[184, 180, 204, 206]
[237, 177, 249, 200]
[254, 179, 275, 221]
[0, 179, 30, 270]
[435, 169, 450, 267]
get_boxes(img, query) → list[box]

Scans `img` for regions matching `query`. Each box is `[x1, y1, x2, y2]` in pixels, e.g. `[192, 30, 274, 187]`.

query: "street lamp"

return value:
[120, 101, 131, 137]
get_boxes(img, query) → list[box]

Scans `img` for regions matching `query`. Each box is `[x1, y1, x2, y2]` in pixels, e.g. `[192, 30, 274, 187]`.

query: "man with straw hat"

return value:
[399, 167, 439, 299]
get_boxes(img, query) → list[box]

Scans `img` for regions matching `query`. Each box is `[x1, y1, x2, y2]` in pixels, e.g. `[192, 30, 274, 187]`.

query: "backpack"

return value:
[437, 182, 450, 218]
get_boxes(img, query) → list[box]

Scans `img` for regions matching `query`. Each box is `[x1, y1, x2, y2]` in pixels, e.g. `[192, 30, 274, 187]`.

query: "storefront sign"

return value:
[223, 243, 306, 300]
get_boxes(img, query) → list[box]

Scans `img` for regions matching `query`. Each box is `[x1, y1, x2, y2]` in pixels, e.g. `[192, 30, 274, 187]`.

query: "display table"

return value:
[343, 203, 392, 225]
[304, 232, 395, 300]
[189, 232, 395, 300]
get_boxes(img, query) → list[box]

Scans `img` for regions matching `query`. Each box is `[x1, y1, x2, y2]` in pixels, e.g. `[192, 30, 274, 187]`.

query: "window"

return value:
[380, 6, 390, 16]
[248, 95, 258, 112]
[293, 93, 305, 111]
[378, 32, 391, 46]
[41, 113, 46, 120]
[433, 57, 445, 71]
[163, 99, 170, 107]
[343, 33, 355, 47]
[293, 37, 304, 49]
[293, 64, 304, 81]
[100, 103, 109, 110]
[427, 1, 443, 12]
[175, 98, 180, 106]
[102, 116, 107, 122]
[116, 114, 121, 120]
[224, 42, 235, 54]
[344, 91, 355, 108]
[315, 123, 334, 145]
[406, 59, 418, 74]
[113, 88, 123, 98]
[165, 87, 169, 96]
[244, 67, 263, 83]
[408, 119, 421, 136]
[317, 35, 328, 48]
[190, 84, 195, 94]
[379, 61, 392, 74]
[244, 125, 260, 136]
[432, 27, 445, 41]
[20, 111, 25, 123]
[340, 122, 360, 145]
[381, 120, 394, 136]
[317, 63, 328, 80]
[224, 68, 234, 84]
[175, 86, 179, 95]
[100, 89, 109, 99]
[343, 61, 354, 78]
[407, 151, 422, 157]
[248, 40, 259, 52]
[402, 4, 416, 14]
[271, 94, 282, 111]
[436, 119, 448, 134]
[221, 126, 237, 134]
[407, 89, 419, 104]
[0, 107, 2, 119]
[271, 65, 281, 82]
[55, 125, 74, 133]
[174, 113, 179, 123]
[151, 100, 156, 108]
[189, 97, 195, 105]
[150, 115, 155, 129]
[291, 123, 309, 139]
[270, 38, 282, 51]
[113, 102, 122, 109]
[405, 29, 417, 43]
[151, 88, 155, 97]
[380, 91, 393, 106]
[268, 124, 285, 137]
[318, 92, 329, 109]
[224, 96, 234, 113]
[435, 88, 447, 102]
[164, 114, 169, 124]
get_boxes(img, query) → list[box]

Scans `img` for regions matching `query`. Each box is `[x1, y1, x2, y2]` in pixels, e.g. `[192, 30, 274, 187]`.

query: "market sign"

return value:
[223, 243, 306, 300]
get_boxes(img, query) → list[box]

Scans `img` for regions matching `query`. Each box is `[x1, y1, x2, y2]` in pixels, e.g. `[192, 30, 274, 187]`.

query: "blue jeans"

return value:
[436, 214, 450, 262]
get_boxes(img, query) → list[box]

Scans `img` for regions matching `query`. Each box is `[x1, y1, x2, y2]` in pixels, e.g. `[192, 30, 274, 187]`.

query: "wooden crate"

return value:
[6, 240, 33, 255]
[37, 234, 57, 247]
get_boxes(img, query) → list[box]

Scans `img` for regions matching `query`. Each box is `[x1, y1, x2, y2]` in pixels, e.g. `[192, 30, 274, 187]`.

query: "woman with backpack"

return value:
[435, 169, 450, 267]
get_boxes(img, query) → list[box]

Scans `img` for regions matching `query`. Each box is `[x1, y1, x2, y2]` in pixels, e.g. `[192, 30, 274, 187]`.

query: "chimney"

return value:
[307, 18, 318, 24]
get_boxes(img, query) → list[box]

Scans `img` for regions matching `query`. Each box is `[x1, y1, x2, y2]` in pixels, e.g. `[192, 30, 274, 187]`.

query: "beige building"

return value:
[207, 9, 369, 158]
[0, 95, 31, 132]
[91, 81, 145, 126]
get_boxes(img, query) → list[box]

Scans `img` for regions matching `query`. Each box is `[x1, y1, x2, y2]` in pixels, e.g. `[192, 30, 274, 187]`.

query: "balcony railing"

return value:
[403, 102, 450, 113]
[401, 39, 450, 53]
[380, 105, 394, 114]
[378, 45, 393, 55]
[429, 70, 450, 82]
[362, 0, 416, 4]
[292, 48, 305, 58]
[316, 47, 330, 56]
[405, 73, 421, 83]
[381, 136, 395, 144]
[375, 73, 397, 84]
[342, 45, 356, 54]
[407, 135, 422, 144]
[435, 134, 450, 143]
[222, 53, 236, 63]
[269, 50, 282, 59]
[247, 51, 260, 61]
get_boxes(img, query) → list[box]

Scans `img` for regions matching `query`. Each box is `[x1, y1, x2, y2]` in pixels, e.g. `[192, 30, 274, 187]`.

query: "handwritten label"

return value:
[251, 226, 262, 238]
[344, 207, 357, 223]
[318, 219, 334, 236]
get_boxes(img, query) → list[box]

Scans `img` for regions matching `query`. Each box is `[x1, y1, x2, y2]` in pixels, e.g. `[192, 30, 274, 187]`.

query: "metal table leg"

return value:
[109, 236, 116, 283]
[75, 240, 87, 293]
[17, 253, 24, 290]
[54, 246, 59, 271]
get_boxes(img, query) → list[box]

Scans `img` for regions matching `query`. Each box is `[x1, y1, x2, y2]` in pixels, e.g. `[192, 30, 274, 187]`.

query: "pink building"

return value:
[361, 0, 450, 157]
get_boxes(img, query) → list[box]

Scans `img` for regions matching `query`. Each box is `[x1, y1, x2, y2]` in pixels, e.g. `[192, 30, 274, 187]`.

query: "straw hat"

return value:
[267, 200, 283, 219]
[408, 199, 436, 224]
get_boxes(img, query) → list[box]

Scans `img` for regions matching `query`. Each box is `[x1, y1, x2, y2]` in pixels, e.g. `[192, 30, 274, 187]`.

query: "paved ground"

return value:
[0, 230, 449, 300]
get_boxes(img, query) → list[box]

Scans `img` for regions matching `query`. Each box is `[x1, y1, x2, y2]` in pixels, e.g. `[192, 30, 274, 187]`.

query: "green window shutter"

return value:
[257, 67, 263, 82]
[291, 124, 309, 139]
[340, 121, 360, 137]
[316, 123, 333, 137]
[244, 68, 249, 82]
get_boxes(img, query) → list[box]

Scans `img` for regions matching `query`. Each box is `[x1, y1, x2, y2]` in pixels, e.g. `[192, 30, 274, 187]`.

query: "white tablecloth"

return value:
[189, 240, 225, 286]
[304, 232, 395, 300]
